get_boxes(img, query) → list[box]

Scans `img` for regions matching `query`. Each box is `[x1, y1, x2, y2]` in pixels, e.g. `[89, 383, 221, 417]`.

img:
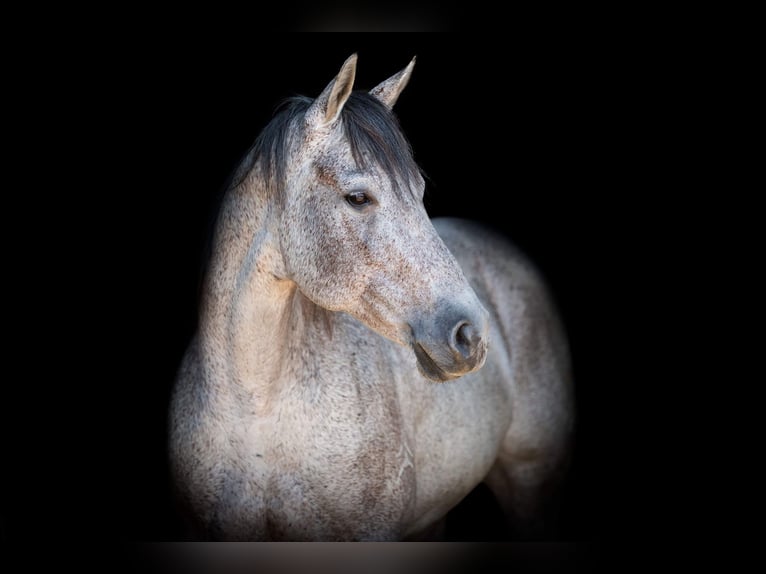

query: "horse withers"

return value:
[169, 54, 574, 541]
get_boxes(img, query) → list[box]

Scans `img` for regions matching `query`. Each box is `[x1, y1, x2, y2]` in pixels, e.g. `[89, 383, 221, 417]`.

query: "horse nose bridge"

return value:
[398, 218, 459, 276]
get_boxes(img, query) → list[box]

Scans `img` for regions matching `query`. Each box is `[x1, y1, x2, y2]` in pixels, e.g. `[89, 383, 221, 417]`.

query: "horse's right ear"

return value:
[305, 53, 357, 128]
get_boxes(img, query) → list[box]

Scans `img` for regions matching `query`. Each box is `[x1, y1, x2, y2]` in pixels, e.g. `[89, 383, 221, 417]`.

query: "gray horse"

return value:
[169, 54, 574, 540]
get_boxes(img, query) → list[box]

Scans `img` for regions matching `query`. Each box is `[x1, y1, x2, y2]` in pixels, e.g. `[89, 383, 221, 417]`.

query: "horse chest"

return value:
[220, 374, 416, 540]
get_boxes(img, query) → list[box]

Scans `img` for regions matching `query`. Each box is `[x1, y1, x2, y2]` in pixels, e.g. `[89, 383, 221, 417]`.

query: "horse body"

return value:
[169, 55, 573, 540]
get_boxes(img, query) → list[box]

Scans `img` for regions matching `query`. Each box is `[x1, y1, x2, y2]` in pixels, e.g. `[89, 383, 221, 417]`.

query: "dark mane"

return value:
[340, 91, 421, 192]
[229, 91, 421, 196]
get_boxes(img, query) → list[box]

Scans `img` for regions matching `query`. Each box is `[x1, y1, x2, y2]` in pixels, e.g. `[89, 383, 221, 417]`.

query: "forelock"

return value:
[229, 91, 421, 198]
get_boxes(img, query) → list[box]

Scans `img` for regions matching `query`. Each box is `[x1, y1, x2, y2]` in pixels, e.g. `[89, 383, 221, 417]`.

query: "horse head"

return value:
[275, 54, 489, 382]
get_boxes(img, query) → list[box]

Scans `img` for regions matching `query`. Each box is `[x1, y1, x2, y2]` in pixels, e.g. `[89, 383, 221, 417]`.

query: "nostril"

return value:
[452, 321, 477, 360]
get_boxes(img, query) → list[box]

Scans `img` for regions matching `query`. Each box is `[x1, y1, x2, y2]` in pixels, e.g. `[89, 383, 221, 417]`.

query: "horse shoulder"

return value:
[169, 338, 239, 533]
[433, 217, 574, 461]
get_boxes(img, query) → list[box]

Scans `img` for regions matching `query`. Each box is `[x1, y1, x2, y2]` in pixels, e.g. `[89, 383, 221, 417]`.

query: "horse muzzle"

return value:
[410, 305, 490, 382]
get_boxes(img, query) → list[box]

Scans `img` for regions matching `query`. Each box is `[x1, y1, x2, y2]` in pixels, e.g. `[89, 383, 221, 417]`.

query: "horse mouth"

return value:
[413, 343, 460, 383]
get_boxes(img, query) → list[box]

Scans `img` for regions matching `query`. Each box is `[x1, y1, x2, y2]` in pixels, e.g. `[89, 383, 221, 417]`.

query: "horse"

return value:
[169, 53, 574, 541]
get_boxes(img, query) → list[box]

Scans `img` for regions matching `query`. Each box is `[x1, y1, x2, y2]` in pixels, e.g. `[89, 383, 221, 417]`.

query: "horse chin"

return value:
[413, 343, 460, 383]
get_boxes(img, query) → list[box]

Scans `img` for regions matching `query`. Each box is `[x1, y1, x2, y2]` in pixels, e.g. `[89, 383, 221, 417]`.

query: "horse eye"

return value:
[345, 191, 372, 208]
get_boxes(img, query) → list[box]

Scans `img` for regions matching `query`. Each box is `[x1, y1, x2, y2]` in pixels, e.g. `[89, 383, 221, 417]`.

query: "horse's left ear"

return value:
[370, 56, 416, 109]
[306, 53, 357, 128]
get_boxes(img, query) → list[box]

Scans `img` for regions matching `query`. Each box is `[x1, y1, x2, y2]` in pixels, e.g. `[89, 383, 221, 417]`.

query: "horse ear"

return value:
[369, 56, 416, 109]
[306, 53, 357, 127]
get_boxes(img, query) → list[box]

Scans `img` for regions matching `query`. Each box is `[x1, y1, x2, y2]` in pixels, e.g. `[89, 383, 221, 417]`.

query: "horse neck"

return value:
[198, 173, 304, 407]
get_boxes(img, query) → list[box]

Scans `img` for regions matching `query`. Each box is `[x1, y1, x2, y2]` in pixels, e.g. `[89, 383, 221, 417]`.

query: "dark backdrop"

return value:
[7, 35, 629, 552]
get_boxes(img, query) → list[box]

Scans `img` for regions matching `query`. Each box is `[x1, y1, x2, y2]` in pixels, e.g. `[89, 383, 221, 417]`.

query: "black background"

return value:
[115, 35, 611, 542]
[5, 32, 644, 563]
